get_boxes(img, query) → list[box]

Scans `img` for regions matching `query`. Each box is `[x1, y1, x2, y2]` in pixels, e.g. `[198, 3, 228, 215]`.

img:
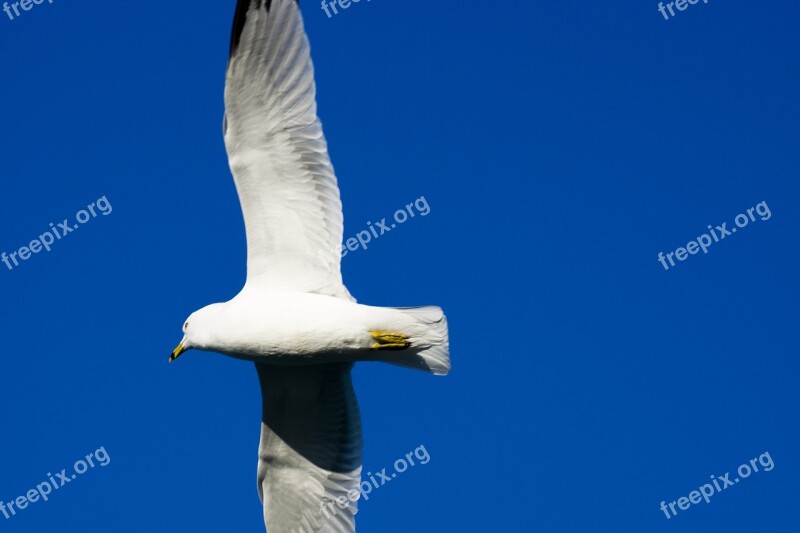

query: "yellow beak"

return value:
[169, 341, 188, 363]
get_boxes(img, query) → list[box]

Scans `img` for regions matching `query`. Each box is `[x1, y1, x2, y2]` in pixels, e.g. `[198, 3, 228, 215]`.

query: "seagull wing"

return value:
[256, 363, 362, 532]
[225, 0, 351, 300]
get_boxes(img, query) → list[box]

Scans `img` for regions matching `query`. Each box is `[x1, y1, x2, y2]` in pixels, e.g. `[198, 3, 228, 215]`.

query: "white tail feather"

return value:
[385, 306, 450, 375]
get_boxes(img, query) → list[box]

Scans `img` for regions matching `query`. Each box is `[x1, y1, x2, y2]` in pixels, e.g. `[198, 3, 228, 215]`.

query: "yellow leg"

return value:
[370, 331, 411, 350]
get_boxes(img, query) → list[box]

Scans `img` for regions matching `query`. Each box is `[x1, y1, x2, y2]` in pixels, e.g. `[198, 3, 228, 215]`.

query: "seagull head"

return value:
[169, 304, 224, 363]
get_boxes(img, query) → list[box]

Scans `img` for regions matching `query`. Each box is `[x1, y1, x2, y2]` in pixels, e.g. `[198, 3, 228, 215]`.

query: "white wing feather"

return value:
[256, 363, 362, 532]
[225, 0, 352, 300]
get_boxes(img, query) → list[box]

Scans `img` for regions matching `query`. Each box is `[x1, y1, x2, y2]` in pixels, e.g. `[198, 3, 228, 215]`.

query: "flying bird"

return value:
[170, 1, 450, 531]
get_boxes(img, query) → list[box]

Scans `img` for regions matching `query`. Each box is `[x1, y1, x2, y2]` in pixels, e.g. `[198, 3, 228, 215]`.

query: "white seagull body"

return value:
[170, 1, 450, 532]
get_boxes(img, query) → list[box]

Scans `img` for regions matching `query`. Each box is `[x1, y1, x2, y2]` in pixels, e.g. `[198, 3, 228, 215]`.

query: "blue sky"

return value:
[1, 1, 798, 531]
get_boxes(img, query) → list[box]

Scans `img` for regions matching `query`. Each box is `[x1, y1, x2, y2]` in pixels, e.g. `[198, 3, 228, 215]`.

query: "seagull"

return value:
[169, 1, 450, 531]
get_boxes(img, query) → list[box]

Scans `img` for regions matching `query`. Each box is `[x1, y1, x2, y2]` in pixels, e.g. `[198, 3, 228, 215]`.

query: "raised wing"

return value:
[256, 363, 362, 532]
[226, 0, 351, 299]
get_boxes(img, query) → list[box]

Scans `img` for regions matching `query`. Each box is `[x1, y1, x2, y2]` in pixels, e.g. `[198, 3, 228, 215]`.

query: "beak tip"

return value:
[169, 341, 186, 363]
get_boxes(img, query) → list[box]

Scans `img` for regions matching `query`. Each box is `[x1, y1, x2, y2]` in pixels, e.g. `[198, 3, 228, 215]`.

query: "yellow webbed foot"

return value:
[370, 331, 411, 350]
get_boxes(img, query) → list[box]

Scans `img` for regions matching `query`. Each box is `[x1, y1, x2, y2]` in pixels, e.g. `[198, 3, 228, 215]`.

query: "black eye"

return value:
[184, 322, 189, 330]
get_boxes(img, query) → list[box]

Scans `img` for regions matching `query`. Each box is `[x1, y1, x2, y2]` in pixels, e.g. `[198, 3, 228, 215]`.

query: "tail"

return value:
[385, 306, 450, 376]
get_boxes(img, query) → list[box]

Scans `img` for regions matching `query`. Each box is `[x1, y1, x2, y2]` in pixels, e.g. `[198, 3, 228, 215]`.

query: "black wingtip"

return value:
[230, 0, 298, 58]
[230, 0, 260, 57]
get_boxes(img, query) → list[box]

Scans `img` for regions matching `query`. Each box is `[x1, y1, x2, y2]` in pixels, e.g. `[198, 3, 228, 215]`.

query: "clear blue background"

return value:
[1, 0, 798, 531]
